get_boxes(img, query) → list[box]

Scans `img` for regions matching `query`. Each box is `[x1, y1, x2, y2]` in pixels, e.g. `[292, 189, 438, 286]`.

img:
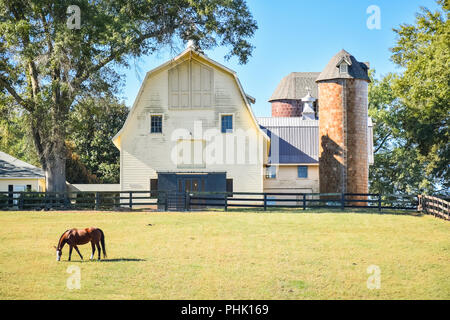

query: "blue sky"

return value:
[117, 0, 440, 117]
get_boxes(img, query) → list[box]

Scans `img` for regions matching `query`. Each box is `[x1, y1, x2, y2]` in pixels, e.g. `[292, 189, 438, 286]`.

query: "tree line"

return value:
[369, 0, 449, 195]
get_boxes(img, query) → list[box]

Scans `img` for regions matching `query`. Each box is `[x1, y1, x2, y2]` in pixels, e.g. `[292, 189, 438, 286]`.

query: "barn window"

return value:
[221, 115, 233, 133]
[265, 166, 277, 179]
[168, 60, 213, 108]
[150, 115, 162, 133]
[297, 166, 308, 178]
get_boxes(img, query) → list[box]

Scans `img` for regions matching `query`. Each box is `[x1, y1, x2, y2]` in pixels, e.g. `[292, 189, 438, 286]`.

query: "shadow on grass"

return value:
[99, 258, 146, 263]
[204, 207, 423, 217]
[63, 258, 146, 263]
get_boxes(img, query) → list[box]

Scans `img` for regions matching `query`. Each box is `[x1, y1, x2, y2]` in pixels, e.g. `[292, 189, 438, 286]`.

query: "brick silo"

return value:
[316, 50, 370, 195]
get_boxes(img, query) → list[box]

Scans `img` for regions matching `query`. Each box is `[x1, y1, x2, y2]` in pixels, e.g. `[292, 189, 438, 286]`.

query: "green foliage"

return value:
[65, 140, 99, 184]
[0, 93, 126, 183]
[369, 70, 444, 194]
[369, 1, 449, 195]
[0, 93, 39, 166]
[67, 96, 128, 183]
[390, 0, 449, 190]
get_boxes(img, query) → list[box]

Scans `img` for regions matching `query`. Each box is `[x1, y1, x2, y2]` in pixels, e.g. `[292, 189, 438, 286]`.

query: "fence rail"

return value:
[418, 195, 449, 220]
[188, 192, 418, 211]
[0, 190, 420, 212]
[0, 190, 163, 211]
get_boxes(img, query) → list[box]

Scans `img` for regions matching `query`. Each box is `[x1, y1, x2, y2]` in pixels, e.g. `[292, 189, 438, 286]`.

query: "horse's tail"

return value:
[99, 228, 107, 258]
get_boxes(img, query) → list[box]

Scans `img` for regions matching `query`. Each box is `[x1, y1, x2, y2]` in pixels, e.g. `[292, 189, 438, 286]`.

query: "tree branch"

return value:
[374, 131, 392, 154]
[0, 76, 33, 112]
[72, 32, 159, 90]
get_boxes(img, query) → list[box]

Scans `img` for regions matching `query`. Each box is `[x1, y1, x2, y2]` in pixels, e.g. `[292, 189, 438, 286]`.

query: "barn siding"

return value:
[119, 54, 265, 195]
[263, 165, 319, 193]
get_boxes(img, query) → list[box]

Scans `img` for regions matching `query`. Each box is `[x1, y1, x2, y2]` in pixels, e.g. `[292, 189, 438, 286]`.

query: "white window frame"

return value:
[265, 165, 277, 179]
[149, 113, 164, 134]
[339, 63, 348, 74]
[219, 113, 235, 134]
[297, 165, 309, 179]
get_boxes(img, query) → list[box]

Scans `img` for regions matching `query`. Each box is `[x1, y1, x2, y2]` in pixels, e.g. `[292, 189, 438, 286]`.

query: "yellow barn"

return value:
[113, 45, 269, 196]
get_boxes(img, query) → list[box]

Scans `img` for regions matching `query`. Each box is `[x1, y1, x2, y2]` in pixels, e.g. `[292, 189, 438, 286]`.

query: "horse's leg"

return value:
[68, 245, 73, 261]
[90, 242, 95, 260]
[96, 242, 101, 260]
[74, 245, 83, 260]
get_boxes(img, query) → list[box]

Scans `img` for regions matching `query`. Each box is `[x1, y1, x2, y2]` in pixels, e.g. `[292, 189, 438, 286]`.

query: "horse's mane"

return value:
[57, 229, 70, 249]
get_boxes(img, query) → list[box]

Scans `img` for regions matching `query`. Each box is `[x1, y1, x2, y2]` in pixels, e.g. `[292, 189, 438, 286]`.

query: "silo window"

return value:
[339, 63, 348, 74]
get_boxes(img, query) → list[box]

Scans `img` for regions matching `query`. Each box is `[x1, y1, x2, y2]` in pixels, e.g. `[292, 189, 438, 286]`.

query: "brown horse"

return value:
[55, 227, 107, 261]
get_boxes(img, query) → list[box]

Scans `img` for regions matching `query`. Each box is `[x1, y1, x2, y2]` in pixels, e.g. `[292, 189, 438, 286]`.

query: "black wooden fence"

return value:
[0, 190, 419, 212]
[187, 192, 418, 211]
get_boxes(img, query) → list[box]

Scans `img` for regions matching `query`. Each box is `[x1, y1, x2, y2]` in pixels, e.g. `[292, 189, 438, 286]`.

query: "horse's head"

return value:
[55, 230, 69, 261]
[54, 245, 62, 261]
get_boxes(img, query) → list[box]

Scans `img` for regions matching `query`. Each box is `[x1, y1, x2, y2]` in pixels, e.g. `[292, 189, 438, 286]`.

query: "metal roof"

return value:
[268, 72, 320, 102]
[0, 151, 44, 178]
[316, 49, 370, 82]
[257, 118, 374, 165]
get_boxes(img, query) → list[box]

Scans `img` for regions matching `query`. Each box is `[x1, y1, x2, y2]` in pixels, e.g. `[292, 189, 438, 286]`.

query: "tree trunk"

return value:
[45, 152, 67, 193]
[30, 113, 68, 193]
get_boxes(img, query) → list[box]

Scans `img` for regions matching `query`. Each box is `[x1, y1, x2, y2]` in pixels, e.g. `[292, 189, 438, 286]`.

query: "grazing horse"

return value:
[55, 227, 107, 261]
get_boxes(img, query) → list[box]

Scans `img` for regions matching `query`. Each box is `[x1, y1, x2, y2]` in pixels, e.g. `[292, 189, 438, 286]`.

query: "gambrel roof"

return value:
[112, 47, 268, 148]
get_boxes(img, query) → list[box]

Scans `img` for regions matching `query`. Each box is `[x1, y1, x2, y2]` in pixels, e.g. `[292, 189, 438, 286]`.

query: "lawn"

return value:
[0, 209, 448, 299]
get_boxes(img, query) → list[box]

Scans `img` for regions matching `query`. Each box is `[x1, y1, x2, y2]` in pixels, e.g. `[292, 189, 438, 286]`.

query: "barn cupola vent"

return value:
[301, 88, 316, 120]
[185, 25, 203, 54]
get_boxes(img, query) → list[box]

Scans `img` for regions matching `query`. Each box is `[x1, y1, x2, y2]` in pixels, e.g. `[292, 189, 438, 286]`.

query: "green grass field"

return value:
[0, 209, 448, 300]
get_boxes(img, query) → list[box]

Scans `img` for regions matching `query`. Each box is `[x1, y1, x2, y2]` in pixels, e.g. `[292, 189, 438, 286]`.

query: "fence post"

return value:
[64, 193, 69, 209]
[19, 193, 23, 210]
[378, 194, 382, 212]
[95, 192, 100, 210]
[164, 192, 168, 211]
[44, 192, 48, 210]
[417, 195, 423, 212]
[184, 192, 188, 211]
[303, 194, 306, 211]
[264, 194, 267, 211]
[224, 193, 228, 212]
[341, 193, 345, 211]
[129, 192, 133, 209]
